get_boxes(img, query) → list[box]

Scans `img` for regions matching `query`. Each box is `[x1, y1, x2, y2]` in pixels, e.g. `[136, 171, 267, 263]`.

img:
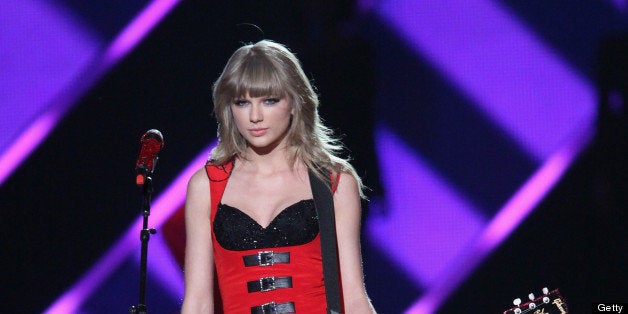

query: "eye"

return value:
[233, 99, 249, 107]
[264, 98, 280, 105]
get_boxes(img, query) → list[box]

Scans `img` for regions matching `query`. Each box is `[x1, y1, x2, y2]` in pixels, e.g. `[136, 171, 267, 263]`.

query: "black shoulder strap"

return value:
[308, 169, 342, 314]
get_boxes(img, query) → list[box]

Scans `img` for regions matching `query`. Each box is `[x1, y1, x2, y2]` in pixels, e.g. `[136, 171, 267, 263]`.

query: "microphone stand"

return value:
[129, 174, 157, 314]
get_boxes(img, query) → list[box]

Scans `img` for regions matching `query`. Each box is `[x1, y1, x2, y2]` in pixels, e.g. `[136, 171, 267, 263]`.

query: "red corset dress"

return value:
[207, 163, 327, 313]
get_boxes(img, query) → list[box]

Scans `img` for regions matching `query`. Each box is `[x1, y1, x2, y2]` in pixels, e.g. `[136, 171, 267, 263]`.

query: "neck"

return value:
[238, 145, 299, 175]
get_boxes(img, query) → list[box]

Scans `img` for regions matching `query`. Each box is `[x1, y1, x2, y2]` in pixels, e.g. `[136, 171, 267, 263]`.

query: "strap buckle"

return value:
[259, 276, 276, 292]
[260, 301, 277, 314]
[258, 251, 274, 266]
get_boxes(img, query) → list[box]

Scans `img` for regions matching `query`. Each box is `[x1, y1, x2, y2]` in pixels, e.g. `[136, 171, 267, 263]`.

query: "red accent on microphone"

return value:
[136, 174, 145, 186]
[135, 129, 164, 186]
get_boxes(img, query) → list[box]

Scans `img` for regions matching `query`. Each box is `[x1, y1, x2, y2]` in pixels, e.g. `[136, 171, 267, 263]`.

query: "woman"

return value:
[182, 40, 375, 313]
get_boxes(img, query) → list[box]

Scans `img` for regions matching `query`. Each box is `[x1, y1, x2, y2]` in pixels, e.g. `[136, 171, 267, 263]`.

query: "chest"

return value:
[213, 199, 319, 250]
[220, 169, 313, 227]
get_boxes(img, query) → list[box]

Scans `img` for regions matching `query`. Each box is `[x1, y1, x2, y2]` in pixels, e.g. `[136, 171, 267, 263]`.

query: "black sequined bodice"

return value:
[214, 199, 319, 251]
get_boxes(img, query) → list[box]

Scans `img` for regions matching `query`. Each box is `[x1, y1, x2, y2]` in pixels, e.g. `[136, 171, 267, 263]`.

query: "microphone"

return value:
[135, 129, 164, 186]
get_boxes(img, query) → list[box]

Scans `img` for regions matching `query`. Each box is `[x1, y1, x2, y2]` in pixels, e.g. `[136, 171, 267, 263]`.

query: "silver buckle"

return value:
[259, 276, 276, 292]
[260, 301, 277, 314]
[258, 251, 274, 266]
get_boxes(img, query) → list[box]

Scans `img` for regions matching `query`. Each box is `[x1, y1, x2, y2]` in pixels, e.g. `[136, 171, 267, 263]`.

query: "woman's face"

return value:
[230, 93, 294, 153]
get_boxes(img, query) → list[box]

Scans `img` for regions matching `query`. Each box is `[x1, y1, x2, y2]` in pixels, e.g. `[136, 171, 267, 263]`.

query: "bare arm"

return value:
[181, 168, 214, 314]
[334, 173, 377, 313]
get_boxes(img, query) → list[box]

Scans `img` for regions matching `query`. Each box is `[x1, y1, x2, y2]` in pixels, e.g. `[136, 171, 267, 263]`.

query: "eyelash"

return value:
[233, 98, 280, 106]
[233, 100, 248, 106]
[264, 98, 280, 105]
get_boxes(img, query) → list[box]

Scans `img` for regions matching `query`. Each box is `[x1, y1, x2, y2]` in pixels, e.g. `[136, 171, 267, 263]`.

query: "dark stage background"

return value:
[1, 1, 627, 313]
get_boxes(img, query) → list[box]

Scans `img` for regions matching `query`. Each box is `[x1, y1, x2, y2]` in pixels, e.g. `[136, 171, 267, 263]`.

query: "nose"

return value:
[250, 102, 263, 123]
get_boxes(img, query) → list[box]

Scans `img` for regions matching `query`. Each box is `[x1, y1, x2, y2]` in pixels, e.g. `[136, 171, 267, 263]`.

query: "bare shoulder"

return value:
[186, 167, 211, 214]
[333, 171, 361, 215]
[188, 167, 209, 188]
[335, 171, 360, 198]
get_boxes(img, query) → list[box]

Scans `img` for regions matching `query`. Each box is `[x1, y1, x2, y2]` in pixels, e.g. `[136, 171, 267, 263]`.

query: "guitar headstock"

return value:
[503, 287, 568, 314]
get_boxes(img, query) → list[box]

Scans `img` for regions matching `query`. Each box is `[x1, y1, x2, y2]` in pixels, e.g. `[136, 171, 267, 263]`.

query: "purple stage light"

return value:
[0, 0, 101, 185]
[367, 126, 486, 287]
[373, 1, 599, 312]
[0, 0, 182, 187]
[136, 231, 185, 299]
[44, 144, 212, 313]
[405, 123, 593, 314]
[610, 0, 627, 12]
[376, 0, 596, 161]
[103, 0, 181, 68]
[0, 111, 57, 183]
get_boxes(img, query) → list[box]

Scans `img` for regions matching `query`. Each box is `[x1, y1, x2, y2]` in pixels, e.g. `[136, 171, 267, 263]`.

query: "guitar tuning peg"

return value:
[512, 298, 522, 314]
[542, 287, 549, 294]
[528, 293, 535, 300]
[543, 296, 550, 304]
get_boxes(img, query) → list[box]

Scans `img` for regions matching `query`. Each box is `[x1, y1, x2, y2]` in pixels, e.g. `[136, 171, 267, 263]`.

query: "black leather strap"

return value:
[308, 169, 342, 314]
[250, 301, 295, 314]
[247, 276, 293, 293]
[243, 251, 290, 267]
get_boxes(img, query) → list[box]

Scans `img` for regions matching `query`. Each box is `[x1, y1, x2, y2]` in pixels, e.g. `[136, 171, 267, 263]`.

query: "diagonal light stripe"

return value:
[405, 123, 593, 313]
[44, 144, 212, 313]
[367, 126, 485, 287]
[0, 0, 100, 185]
[377, 0, 596, 161]
[134, 229, 185, 300]
[0, 0, 182, 187]
[0, 109, 59, 184]
[374, 1, 599, 312]
[102, 0, 180, 68]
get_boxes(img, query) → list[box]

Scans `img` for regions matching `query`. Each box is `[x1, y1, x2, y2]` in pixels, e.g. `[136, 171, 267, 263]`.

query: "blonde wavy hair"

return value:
[209, 40, 364, 197]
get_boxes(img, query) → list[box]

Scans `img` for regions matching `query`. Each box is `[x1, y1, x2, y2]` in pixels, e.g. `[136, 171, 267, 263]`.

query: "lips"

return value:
[249, 128, 268, 137]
